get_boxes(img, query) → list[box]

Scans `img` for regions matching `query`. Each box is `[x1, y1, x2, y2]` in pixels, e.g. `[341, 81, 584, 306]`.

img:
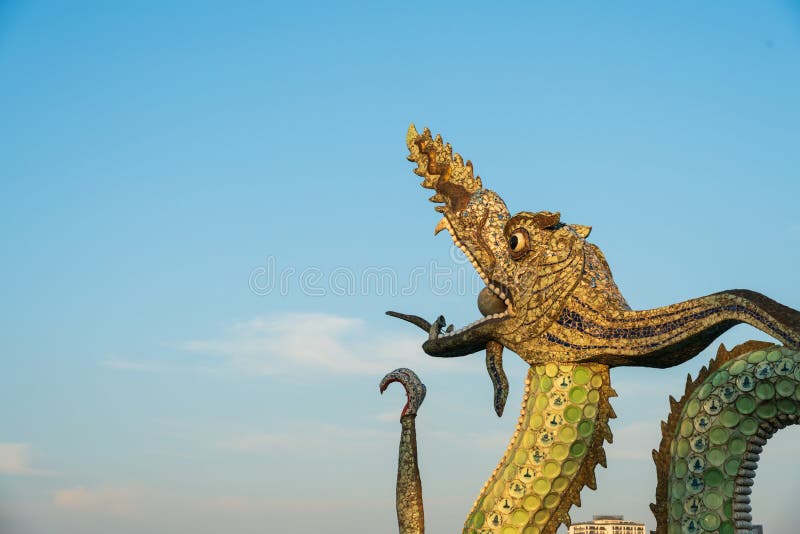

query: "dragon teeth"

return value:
[434, 218, 450, 235]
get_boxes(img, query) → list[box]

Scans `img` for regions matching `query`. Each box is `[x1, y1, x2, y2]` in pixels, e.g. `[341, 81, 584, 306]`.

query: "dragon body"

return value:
[382, 126, 800, 534]
[653, 341, 800, 534]
[463, 362, 614, 533]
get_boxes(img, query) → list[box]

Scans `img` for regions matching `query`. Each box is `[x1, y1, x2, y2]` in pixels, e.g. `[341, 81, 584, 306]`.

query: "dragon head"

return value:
[395, 125, 601, 359]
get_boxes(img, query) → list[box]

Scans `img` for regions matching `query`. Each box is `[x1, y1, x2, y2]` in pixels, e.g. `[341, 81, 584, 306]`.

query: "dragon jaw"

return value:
[432, 208, 515, 334]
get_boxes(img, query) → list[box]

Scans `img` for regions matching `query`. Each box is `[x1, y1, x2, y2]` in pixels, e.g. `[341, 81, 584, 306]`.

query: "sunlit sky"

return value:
[2, 2, 800, 533]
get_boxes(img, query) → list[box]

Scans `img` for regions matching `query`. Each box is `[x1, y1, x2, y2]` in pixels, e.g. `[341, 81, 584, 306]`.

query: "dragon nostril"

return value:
[478, 287, 507, 316]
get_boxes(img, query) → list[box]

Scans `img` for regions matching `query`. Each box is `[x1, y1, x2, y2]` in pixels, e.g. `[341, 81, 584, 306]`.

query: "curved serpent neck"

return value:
[381, 368, 426, 534]
[508, 289, 800, 368]
[653, 341, 800, 534]
[464, 363, 615, 534]
[398, 415, 424, 534]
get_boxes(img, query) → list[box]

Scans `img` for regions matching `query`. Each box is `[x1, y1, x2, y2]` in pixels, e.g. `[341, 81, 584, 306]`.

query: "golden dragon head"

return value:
[398, 124, 603, 358]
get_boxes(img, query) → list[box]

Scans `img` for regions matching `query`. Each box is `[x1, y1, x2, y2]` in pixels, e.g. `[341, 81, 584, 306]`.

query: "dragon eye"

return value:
[508, 230, 528, 256]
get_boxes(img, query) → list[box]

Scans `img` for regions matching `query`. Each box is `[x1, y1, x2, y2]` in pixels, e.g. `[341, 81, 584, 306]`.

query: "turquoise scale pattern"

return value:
[657, 343, 800, 534]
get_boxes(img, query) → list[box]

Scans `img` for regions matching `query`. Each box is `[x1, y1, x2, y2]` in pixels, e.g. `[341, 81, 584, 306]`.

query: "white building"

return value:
[568, 515, 646, 534]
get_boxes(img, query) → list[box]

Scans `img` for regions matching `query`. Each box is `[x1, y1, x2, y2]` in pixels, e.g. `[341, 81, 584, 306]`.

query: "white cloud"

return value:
[100, 358, 162, 372]
[217, 424, 396, 454]
[14, 487, 399, 534]
[53, 486, 138, 516]
[0, 443, 53, 476]
[375, 410, 400, 422]
[217, 432, 297, 453]
[182, 312, 478, 376]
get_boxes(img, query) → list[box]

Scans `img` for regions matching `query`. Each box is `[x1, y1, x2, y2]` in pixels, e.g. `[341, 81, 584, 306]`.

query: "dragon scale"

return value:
[381, 126, 800, 534]
[653, 341, 800, 534]
[463, 363, 614, 534]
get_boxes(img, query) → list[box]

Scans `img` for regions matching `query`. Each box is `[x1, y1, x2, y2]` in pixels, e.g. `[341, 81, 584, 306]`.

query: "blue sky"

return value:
[1, 1, 799, 533]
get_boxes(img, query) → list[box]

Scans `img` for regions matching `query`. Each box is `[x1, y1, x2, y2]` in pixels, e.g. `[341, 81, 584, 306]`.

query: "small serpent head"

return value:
[379, 368, 427, 418]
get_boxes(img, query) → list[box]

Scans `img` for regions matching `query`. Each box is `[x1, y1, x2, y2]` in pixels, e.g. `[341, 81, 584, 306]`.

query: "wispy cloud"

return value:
[0, 443, 55, 476]
[182, 312, 478, 376]
[28, 486, 400, 533]
[217, 432, 297, 453]
[375, 410, 400, 422]
[217, 424, 396, 455]
[53, 486, 138, 516]
[100, 357, 162, 372]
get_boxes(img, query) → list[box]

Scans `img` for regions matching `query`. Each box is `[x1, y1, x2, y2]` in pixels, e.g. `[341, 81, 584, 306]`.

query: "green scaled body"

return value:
[464, 363, 615, 534]
[653, 341, 800, 534]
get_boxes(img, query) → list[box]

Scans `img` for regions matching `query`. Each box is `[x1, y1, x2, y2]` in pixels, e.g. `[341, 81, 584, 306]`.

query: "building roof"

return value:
[570, 515, 645, 526]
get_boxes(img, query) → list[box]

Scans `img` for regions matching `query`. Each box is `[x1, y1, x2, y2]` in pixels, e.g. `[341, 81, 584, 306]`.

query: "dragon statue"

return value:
[380, 125, 800, 534]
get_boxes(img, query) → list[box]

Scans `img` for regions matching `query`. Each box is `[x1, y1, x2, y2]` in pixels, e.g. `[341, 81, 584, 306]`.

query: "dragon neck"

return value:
[464, 363, 615, 534]
[397, 414, 425, 534]
[529, 290, 800, 367]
